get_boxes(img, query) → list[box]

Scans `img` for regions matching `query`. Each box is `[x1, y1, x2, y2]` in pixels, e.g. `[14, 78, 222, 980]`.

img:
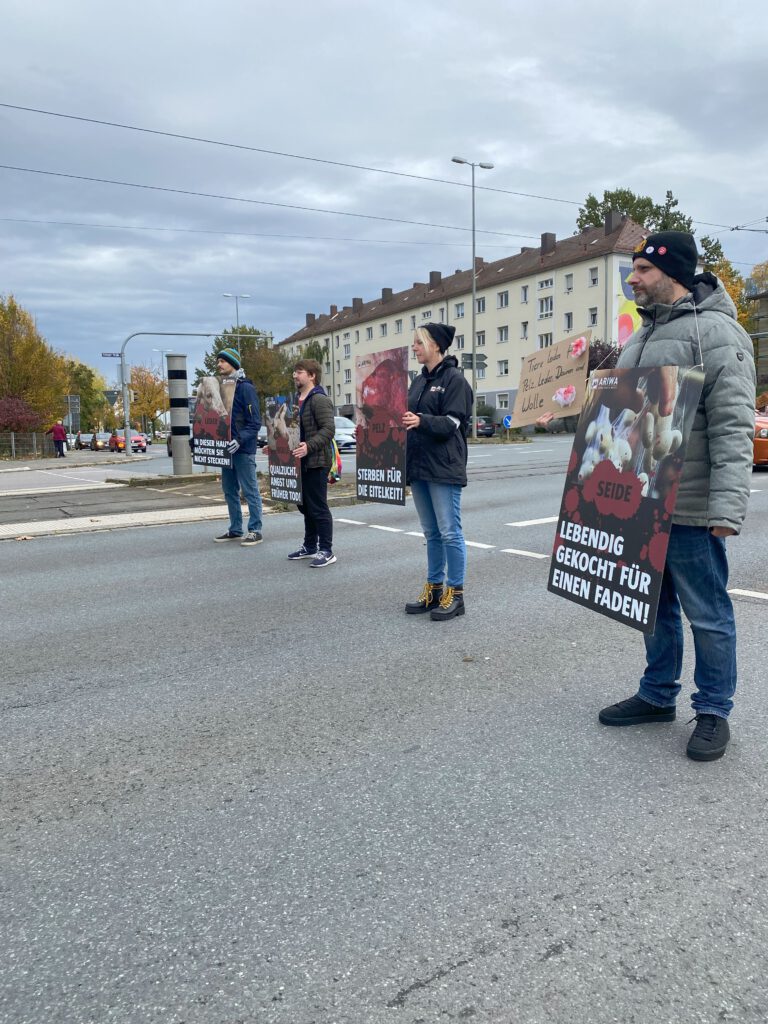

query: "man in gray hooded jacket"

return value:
[598, 231, 755, 761]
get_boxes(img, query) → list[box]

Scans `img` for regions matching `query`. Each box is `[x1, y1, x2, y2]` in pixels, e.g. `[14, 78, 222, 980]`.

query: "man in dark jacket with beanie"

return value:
[598, 231, 755, 761]
[213, 347, 265, 546]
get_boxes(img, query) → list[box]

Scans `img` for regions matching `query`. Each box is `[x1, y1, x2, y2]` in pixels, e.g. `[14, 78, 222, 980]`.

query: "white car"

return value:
[334, 416, 357, 451]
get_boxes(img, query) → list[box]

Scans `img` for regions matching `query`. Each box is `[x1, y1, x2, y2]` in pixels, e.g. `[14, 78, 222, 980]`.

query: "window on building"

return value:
[497, 359, 509, 376]
[395, 319, 403, 334]
[455, 334, 465, 349]
[498, 393, 509, 410]
[589, 307, 598, 326]
[476, 330, 485, 347]
[564, 273, 573, 293]
[335, 335, 340, 348]
[476, 296, 486, 314]
[343, 343, 351, 358]
[476, 365, 486, 380]
[422, 310, 432, 320]
[355, 330, 359, 343]
[521, 285, 529, 304]
[477, 394, 486, 407]
[538, 277, 553, 290]
[497, 290, 509, 309]
[366, 326, 373, 340]
[380, 323, 387, 337]
[410, 315, 417, 329]
[538, 333, 553, 349]
[438, 307, 445, 321]
[521, 321, 529, 340]
[343, 332, 350, 342]
[344, 369, 351, 384]
[455, 301, 465, 318]
[589, 266, 599, 287]
[564, 312, 573, 331]
[498, 325, 509, 342]
[538, 296, 553, 319]
[335, 359, 341, 371]
[345, 393, 352, 405]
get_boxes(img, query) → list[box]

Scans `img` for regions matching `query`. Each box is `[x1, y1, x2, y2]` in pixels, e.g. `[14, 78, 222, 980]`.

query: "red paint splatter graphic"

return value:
[582, 460, 643, 520]
[648, 531, 669, 573]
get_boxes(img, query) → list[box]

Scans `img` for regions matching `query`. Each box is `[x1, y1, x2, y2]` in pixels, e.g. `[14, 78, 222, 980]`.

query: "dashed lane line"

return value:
[0, 482, 122, 498]
[369, 525, 403, 533]
[500, 548, 548, 559]
[728, 588, 768, 601]
[505, 515, 559, 527]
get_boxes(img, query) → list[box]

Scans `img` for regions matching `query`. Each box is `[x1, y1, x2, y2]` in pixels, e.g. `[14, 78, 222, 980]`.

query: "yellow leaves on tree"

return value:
[0, 295, 70, 425]
[129, 365, 167, 426]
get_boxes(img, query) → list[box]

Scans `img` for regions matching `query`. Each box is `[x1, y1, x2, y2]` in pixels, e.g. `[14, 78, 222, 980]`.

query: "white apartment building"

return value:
[278, 213, 645, 418]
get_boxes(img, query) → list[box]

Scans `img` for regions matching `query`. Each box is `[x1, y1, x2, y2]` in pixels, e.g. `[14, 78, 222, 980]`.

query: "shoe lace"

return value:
[689, 714, 718, 739]
[439, 586, 456, 610]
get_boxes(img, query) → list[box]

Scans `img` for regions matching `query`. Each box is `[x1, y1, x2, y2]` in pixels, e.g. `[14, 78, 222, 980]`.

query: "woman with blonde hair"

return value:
[402, 323, 473, 620]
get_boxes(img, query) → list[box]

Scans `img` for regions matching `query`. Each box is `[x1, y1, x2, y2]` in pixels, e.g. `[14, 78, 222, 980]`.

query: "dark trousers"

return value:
[54, 440, 65, 457]
[298, 466, 333, 553]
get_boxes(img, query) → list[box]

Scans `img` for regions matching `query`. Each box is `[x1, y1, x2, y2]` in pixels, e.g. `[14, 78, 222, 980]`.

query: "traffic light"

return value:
[129, 390, 138, 403]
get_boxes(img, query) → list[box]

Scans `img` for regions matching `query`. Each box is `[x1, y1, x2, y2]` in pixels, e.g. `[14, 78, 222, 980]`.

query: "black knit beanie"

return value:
[632, 231, 698, 290]
[424, 322, 456, 353]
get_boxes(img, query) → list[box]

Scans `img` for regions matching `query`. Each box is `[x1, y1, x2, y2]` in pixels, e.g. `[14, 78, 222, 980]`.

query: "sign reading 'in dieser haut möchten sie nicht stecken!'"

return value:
[548, 364, 704, 635]
[511, 330, 591, 428]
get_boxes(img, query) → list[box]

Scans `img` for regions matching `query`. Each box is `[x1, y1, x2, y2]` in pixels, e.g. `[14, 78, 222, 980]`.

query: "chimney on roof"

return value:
[413, 282, 425, 289]
[429, 270, 442, 288]
[381, 287, 393, 302]
[540, 232, 556, 255]
[352, 297, 363, 312]
[604, 209, 624, 235]
[329, 304, 338, 316]
[305, 313, 316, 327]
[474, 257, 484, 272]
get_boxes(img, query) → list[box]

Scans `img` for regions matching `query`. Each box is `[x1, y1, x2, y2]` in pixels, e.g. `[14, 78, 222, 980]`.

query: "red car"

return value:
[755, 412, 768, 469]
[109, 430, 147, 453]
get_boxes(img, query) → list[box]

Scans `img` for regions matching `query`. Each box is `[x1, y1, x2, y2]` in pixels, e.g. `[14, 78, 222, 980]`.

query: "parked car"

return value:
[90, 432, 112, 451]
[74, 432, 89, 450]
[109, 430, 147, 453]
[66, 433, 76, 449]
[473, 417, 496, 438]
[139, 432, 152, 446]
[334, 416, 357, 451]
[755, 411, 768, 469]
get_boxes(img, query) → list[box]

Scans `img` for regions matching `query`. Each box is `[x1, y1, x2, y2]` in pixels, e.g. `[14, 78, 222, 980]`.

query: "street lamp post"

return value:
[152, 347, 173, 433]
[222, 293, 251, 339]
[451, 156, 494, 441]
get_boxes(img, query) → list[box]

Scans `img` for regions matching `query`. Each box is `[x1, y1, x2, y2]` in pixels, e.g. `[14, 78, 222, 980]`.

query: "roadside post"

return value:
[167, 354, 193, 475]
[503, 413, 513, 442]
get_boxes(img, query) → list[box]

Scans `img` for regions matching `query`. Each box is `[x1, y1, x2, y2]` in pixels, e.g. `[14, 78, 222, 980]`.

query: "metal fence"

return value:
[0, 432, 58, 460]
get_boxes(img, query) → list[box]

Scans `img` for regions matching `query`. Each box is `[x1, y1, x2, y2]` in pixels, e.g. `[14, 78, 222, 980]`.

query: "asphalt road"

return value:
[2, 440, 768, 1024]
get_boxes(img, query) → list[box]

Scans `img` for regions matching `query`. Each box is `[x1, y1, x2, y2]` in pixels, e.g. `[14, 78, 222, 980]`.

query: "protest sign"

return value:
[356, 346, 408, 505]
[264, 396, 302, 504]
[511, 331, 591, 428]
[548, 365, 704, 633]
[191, 376, 232, 467]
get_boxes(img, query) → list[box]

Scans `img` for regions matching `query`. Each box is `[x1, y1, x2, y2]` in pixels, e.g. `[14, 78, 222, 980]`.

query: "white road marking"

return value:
[0, 482, 122, 498]
[369, 525, 403, 533]
[728, 588, 768, 601]
[405, 531, 425, 537]
[0, 466, 32, 473]
[466, 541, 495, 549]
[505, 515, 559, 527]
[336, 518, 368, 525]
[0, 505, 228, 540]
[500, 548, 548, 560]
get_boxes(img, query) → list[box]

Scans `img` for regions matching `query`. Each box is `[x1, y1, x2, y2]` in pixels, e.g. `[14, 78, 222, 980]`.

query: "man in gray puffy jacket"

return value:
[599, 231, 755, 761]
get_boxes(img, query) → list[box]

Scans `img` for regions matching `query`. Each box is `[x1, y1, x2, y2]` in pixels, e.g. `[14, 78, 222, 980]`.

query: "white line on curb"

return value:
[0, 505, 228, 540]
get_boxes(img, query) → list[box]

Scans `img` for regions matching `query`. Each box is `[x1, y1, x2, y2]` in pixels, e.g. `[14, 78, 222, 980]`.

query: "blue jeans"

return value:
[638, 524, 736, 719]
[221, 452, 263, 534]
[410, 480, 466, 588]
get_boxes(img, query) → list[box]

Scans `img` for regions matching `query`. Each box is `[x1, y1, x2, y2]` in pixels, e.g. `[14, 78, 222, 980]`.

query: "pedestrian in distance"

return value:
[46, 419, 67, 457]
[598, 231, 756, 761]
[287, 358, 337, 568]
[403, 323, 473, 621]
[212, 347, 265, 547]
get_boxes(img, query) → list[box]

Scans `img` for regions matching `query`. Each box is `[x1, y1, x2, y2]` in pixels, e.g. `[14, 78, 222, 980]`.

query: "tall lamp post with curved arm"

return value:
[451, 157, 494, 440]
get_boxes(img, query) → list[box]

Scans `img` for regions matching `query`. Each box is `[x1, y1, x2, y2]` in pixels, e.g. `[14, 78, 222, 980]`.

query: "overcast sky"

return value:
[2, 0, 766, 379]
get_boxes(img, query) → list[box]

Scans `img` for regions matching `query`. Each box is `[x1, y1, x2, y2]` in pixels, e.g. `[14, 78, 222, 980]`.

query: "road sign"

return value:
[102, 352, 121, 358]
[474, 353, 487, 368]
[103, 390, 119, 404]
[503, 414, 513, 429]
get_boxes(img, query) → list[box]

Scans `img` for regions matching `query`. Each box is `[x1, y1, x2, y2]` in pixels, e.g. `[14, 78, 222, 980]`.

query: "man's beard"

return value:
[633, 276, 679, 307]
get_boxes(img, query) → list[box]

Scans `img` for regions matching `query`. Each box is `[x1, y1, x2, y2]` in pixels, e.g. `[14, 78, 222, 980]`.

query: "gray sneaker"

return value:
[241, 531, 263, 546]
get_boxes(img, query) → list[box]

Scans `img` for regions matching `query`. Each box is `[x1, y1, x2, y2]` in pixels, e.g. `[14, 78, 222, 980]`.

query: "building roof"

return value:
[279, 215, 646, 346]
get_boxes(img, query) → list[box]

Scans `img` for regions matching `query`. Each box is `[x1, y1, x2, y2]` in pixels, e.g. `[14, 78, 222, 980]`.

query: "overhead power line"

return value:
[0, 216, 525, 247]
[0, 163, 538, 238]
[0, 101, 581, 207]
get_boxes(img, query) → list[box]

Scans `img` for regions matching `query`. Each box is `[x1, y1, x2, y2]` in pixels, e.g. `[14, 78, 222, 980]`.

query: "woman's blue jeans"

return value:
[221, 452, 263, 534]
[410, 480, 466, 588]
[638, 525, 736, 719]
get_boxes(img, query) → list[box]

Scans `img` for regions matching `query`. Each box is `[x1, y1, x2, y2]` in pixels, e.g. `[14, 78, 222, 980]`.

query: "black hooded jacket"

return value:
[406, 355, 473, 486]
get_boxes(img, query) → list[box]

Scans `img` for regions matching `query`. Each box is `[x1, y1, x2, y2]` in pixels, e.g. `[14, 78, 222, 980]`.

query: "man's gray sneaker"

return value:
[214, 530, 243, 542]
[310, 550, 337, 568]
[241, 532, 263, 546]
[686, 714, 730, 761]
[598, 694, 676, 726]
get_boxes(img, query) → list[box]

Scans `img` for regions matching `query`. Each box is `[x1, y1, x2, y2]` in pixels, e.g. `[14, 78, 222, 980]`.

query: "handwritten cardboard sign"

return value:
[511, 330, 591, 428]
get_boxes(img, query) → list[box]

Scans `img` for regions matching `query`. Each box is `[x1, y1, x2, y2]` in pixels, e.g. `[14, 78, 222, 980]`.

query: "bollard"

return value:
[167, 354, 193, 476]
